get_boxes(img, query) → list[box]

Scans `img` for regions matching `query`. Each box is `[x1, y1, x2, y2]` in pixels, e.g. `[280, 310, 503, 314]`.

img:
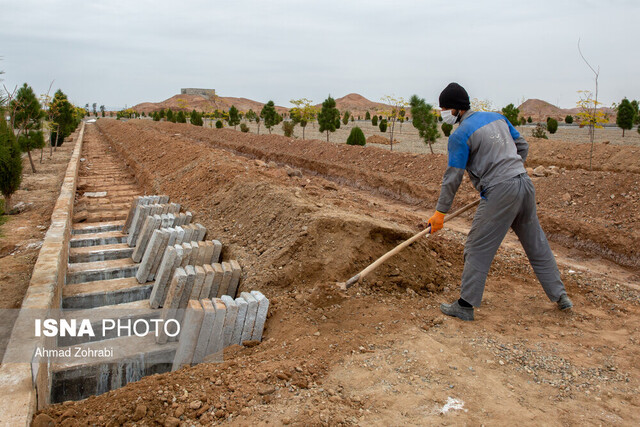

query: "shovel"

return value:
[338, 199, 480, 290]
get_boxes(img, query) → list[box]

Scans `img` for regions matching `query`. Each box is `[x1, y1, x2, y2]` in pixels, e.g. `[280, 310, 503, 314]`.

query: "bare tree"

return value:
[578, 38, 600, 170]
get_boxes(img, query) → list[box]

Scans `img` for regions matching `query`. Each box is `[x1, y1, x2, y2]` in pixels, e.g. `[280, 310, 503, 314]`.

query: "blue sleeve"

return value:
[504, 117, 521, 141]
[447, 132, 470, 169]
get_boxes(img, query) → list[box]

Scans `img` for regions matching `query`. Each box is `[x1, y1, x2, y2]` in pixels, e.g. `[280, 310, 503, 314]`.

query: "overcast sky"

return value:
[1, 0, 637, 110]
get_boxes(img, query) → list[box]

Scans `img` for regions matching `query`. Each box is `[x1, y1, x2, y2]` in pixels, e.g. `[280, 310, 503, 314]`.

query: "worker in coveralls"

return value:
[428, 83, 573, 321]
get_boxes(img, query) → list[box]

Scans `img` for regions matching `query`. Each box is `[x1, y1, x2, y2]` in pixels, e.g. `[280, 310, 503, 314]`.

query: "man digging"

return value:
[428, 82, 573, 321]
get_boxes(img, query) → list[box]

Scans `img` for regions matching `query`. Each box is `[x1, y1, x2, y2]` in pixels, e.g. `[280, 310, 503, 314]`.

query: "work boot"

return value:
[440, 300, 474, 321]
[557, 294, 573, 311]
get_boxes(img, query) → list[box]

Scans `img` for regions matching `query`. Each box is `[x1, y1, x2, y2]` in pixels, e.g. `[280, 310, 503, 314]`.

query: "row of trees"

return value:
[1, 82, 82, 211]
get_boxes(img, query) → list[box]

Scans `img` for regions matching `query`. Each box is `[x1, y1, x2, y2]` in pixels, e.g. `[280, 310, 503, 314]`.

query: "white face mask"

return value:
[441, 109, 458, 125]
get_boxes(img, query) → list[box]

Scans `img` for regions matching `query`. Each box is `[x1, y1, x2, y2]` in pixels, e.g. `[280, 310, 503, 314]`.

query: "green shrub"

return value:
[282, 121, 295, 137]
[176, 111, 186, 123]
[527, 116, 532, 123]
[215, 120, 223, 129]
[379, 119, 387, 133]
[547, 118, 558, 134]
[441, 122, 453, 136]
[240, 123, 249, 133]
[565, 115, 573, 124]
[365, 111, 371, 120]
[346, 127, 366, 146]
[372, 115, 378, 126]
[532, 124, 548, 139]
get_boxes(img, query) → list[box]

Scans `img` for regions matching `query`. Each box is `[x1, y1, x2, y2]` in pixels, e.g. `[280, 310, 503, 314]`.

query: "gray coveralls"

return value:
[436, 110, 566, 307]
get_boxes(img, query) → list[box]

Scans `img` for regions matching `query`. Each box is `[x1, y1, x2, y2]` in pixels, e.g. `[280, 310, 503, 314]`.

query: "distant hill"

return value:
[316, 93, 391, 118]
[133, 92, 394, 118]
[518, 98, 616, 123]
[133, 94, 288, 115]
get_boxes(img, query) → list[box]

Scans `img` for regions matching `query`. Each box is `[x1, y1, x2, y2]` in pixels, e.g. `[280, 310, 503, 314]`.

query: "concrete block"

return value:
[166, 214, 176, 230]
[250, 291, 269, 341]
[149, 204, 162, 216]
[161, 204, 171, 215]
[174, 226, 185, 245]
[159, 195, 170, 204]
[124, 196, 148, 233]
[221, 295, 238, 347]
[174, 213, 185, 227]
[200, 264, 215, 299]
[217, 262, 233, 297]
[128, 204, 151, 246]
[136, 229, 166, 283]
[211, 240, 222, 263]
[149, 245, 178, 308]
[231, 297, 248, 345]
[182, 226, 194, 244]
[191, 266, 206, 301]
[180, 243, 193, 268]
[240, 292, 258, 344]
[131, 215, 159, 262]
[195, 223, 207, 241]
[227, 260, 242, 298]
[172, 299, 204, 371]
[189, 241, 200, 265]
[157, 268, 187, 344]
[148, 228, 171, 281]
[178, 265, 197, 310]
[197, 241, 212, 265]
[192, 299, 215, 364]
[165, 227, 178, 247]
[204, 298, 226, 362]
[168, 203, 181, 215]
[185, 211, 193, 225]
[209, 263, 224, 298]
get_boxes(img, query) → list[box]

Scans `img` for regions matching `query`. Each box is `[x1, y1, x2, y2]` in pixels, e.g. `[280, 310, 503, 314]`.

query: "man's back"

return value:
[448, 111, 527, 193]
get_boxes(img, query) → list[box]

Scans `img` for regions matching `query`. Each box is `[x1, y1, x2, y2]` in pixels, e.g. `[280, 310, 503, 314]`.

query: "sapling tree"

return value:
[409, 95, 439, 154]
[317, 96, 340, 142]
[616, 98, 634, 137]
[228, 105, 240, 129]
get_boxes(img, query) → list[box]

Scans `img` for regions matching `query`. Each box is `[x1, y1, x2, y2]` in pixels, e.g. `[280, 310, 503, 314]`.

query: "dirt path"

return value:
[34, 121, 640, 426]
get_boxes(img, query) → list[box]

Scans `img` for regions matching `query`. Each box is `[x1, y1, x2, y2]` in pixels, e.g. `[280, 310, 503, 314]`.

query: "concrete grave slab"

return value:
[204, 298, 226, 363]
[200, 264, 215, 300]
[240, 292, 258, 344]
[192, 299, 215, 364]
[250, 291, 269, 341]
[157, 268, 187, 344]
[221, 295, 238, 347]
[209, 263, 223, 298]
[172, 300, 204, 371]
[231, 297, 248, 345]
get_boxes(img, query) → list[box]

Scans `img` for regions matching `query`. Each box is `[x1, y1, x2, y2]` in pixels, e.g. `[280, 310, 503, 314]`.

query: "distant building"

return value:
[180, 88, 216, 99]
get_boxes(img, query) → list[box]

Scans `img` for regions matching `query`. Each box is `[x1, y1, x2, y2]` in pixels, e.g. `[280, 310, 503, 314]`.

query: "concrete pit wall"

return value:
[0, 123, 85, 426]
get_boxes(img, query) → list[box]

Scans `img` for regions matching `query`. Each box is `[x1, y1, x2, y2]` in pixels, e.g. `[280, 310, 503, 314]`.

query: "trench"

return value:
[0, 121, 268, 423]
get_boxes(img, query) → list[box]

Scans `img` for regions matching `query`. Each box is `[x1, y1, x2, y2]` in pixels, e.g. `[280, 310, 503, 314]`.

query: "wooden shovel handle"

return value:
[344, 199, 480, 289]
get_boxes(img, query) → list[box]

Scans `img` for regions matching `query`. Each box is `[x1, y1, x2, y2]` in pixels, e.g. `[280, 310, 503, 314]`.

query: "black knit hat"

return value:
[439, 83, 470, 110]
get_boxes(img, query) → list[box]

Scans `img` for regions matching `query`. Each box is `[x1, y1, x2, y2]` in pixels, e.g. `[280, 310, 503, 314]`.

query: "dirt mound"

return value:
[133, 94, 288, 115]
[326, 93, 391, 118]
[366, 135, 400, 145]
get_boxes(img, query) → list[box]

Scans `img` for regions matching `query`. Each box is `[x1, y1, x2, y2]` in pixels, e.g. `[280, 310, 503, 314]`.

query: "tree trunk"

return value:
[27, 148, 37, 173]
[326, 130, 329, 142]
[40, 147, 43, 163]
[302, 126, 305, 140]
[3, 194, 11, 213]
[429, 142, 434, 154]
[257, 123, 260, 135]
[623, 128, 625, 137]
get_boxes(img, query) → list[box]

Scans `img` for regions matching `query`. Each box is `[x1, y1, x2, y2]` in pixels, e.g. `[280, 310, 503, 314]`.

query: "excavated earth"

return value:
[33, 120, 639, 426]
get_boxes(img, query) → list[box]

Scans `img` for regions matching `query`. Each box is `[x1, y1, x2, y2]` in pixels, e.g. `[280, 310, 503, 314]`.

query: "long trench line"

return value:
[48, 123, 170, 404]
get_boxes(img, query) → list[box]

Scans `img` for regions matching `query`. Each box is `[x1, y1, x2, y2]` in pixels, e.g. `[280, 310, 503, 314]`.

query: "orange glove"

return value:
[427, 211, 445, 233]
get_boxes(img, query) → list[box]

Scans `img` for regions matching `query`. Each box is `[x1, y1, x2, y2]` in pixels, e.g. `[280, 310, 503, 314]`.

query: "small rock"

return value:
[164, 416, 180, 427]
[562, 193, 571, 202]
[243, 339, 260, 347]
[132, 404, 147, 421]
[258, 385, 276, 395]
[189, 400, 202, 410]
[32, 414, 55, 427]
[254, 159, 267, 167]
[174, 405, 185, 418]
[533, 166, 546, 177]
